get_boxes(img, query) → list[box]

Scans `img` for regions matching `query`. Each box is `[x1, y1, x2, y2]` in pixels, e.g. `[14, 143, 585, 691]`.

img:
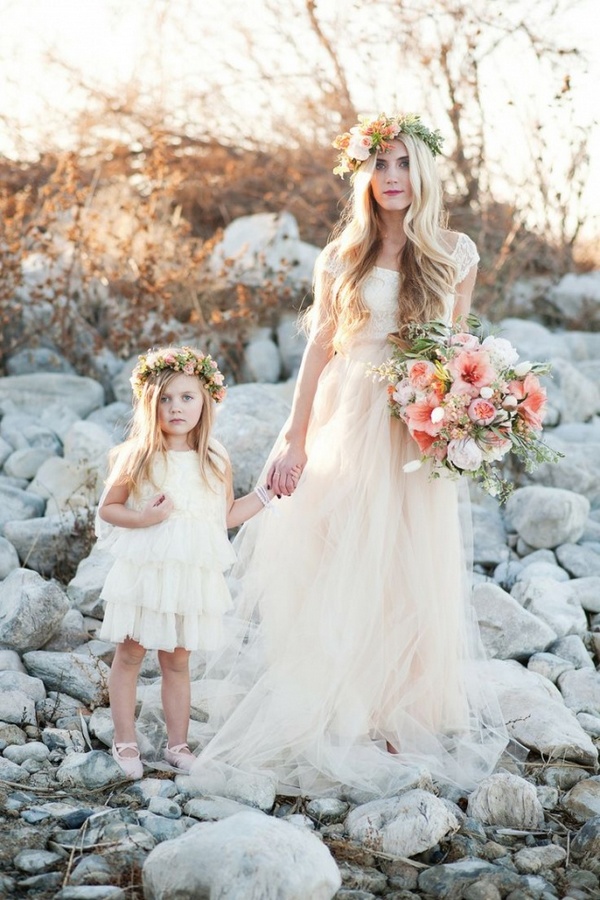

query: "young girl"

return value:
[96, 346, 287, 780]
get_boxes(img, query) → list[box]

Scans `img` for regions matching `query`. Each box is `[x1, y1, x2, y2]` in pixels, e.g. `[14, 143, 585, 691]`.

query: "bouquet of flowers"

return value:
[371, 316, 562, 501]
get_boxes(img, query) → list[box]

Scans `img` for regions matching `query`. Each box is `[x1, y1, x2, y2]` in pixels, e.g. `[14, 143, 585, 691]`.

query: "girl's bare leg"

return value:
[108, 638, 147, 755]
[159, 647, 192, 750]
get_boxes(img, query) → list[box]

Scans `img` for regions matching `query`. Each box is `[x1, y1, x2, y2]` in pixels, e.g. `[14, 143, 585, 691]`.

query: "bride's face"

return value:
[370, 139, 413, 212]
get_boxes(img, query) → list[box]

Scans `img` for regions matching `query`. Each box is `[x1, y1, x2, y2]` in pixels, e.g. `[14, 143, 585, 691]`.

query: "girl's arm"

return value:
[225, 480, 277, 530]
[99, 481, 174, 528]
[267, 258, 336, 497]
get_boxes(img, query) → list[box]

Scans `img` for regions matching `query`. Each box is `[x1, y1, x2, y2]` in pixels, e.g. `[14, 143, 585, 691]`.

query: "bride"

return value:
[191, 113, 508, 799]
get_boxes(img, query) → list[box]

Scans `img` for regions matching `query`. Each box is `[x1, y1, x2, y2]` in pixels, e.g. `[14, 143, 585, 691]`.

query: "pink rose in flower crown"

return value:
[407, 359, 438, 392]
[448, 349, 496, 398]
[449, 332, 480, 351]
[347, 129, 372, 161]
[467, 397, 497, 426]
[509, 373, 547, 431]
[163, 353, 176, 365]
[213, 371, 225, 386]
[183, 362, 196, 376]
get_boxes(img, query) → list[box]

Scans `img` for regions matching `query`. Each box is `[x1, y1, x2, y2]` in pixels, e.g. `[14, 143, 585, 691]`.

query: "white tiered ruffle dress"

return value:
[97, 448, 236, 653]
[191, 234, 509, 799]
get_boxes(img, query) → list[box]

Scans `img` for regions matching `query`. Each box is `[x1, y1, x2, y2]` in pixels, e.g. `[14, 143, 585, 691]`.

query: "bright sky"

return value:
[0, 0, 598, 240]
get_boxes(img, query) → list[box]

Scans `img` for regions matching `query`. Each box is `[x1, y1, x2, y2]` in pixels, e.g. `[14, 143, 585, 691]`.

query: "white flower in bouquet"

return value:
[447, 438, 483, 471]
[481, 335, 519, 368]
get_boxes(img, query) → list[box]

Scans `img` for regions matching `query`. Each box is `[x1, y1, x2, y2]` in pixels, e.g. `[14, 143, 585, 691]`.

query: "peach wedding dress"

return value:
[190, 233, 509, 799]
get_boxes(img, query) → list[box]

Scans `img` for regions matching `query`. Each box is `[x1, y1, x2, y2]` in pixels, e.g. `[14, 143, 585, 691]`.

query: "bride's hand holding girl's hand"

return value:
[139, 493, 174, 526]
[267, 445, 307, 497]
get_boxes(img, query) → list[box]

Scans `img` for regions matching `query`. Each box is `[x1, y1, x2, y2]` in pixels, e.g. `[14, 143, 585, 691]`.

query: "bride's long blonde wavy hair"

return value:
[314, 134, 458, 350]
[107, 368, 228, 496]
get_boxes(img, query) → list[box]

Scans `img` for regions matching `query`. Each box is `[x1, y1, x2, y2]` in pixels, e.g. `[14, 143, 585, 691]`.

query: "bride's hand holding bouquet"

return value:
[371, 316, 562, 501]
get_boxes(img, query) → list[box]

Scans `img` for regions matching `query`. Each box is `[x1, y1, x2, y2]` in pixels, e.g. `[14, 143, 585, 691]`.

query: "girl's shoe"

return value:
[112, 741, 143, 780]
[164, 743, 195, 771]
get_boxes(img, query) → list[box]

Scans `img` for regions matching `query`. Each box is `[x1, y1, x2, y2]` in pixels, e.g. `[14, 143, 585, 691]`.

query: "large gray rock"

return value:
[471, 505, 508, 566]
[27, 456, 105, 515]
[555, 543, 600, 578]
[526, 436, 600, 502]
[548, 271, 600, 327]
[473, 583, 556, 659]
[0, 536, 20, 579]
[142, 810, 341, 900]
[3, 511, 92, 578]
[244, 336, 282, 384]
[511, 578, 588, 637]
[0, 569, 69, 652]
[487, 660, 598, 765]
[0, 373, 104, 417]
[504, 485, 590, 548]
[545, 357, 600, 424]
[23, 650, 109, 707]
[345, 790, 460, 858]
[418, 859, 522, 899]
[67, 547, 114, 618]
[0, 484, 45, 531]
[559, 668, 600, 716]
[467, 773, 544, 828]
[3, 447, 59, 480]
[209, 211, 320, 291]
[214, 384, 290, 495]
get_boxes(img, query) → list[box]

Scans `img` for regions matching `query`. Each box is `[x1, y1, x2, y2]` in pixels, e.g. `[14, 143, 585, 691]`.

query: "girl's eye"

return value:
[183, 394, 193, 401]
[375, 160, 386, 170]
[160, 396, 170, 403]
[400, 160, 409, 168]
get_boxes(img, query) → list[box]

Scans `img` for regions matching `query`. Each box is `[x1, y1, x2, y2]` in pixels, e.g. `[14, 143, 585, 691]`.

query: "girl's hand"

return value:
[267, 445, 307, 497]
[139, 493, 174, 526]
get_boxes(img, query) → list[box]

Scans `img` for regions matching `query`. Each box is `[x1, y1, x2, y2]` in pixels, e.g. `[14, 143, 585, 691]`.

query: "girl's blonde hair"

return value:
[314, 135, 458, 350]
[107, 366, 228, 495]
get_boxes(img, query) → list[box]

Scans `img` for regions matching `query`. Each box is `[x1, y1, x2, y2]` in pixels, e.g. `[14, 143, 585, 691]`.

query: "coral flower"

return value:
[407, 359, 438, 391]
[404, 397, 444, 436]
[448, 350, 496, 398]
[509, 373, 547, 431]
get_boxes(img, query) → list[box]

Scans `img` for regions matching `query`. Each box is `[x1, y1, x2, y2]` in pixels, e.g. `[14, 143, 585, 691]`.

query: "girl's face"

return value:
[370, 139, 413, 213]
[158, 372, 204, 448]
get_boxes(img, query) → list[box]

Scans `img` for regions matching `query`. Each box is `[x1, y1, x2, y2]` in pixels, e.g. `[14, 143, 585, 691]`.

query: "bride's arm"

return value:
[267, 256, 336, 497]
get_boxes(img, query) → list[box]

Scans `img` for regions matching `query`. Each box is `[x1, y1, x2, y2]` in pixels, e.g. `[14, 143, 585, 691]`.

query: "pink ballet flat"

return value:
[164, 743, 195, 771]
[112, 741, 143, 780]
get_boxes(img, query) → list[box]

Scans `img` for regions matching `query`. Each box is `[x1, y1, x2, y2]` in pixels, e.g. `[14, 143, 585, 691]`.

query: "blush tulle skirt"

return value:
[189, 341, 509, 799]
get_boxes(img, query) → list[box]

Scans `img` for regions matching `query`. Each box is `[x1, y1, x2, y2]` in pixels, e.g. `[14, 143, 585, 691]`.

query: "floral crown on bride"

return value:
[332, 113, 444, 178]
[130, 346, 227, 402]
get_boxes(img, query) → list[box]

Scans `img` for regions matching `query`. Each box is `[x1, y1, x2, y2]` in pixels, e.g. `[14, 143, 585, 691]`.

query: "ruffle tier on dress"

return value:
[97, 449, 236, 652]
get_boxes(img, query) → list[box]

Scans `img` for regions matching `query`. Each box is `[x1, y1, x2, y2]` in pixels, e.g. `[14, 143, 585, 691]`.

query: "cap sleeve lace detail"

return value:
[453, 232, 480, 284]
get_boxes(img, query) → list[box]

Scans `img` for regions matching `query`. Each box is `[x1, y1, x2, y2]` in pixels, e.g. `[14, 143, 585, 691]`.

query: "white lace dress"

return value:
[191, 234, 508, 799]
[97, 448, 236, 653]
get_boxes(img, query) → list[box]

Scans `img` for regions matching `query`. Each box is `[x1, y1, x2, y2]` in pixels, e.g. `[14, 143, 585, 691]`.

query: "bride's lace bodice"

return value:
[321, 232, 479, 346]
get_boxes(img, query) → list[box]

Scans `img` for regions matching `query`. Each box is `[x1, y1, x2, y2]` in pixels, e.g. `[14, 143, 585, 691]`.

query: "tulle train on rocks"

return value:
[190, 340, 509, 799]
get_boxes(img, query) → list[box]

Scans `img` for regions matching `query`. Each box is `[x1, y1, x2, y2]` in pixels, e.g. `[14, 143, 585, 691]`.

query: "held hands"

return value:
[267, 444, 307, 497]
[139, 493, 174, 527]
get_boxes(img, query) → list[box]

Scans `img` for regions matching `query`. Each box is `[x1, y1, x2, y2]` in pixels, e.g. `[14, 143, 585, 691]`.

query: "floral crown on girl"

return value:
[130, 346, 227, 402]
[332, 113, 444, 178]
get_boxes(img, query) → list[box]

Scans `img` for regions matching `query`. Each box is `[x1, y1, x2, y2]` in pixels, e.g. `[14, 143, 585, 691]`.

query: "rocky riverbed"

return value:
[1, 303, 600, 899]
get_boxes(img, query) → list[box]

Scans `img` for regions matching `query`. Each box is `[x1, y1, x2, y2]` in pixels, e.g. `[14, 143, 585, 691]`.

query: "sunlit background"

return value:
[1, 0, 598, 237]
